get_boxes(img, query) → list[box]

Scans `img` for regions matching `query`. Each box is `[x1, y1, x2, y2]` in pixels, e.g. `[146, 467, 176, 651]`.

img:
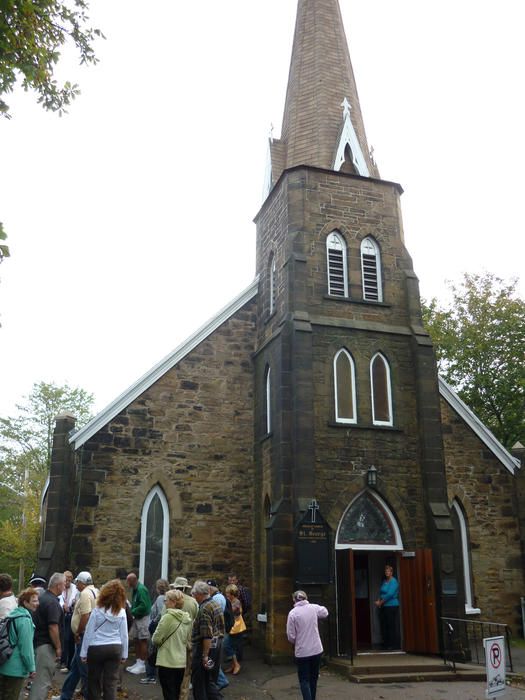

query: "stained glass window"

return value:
[338, 493, 394, 544]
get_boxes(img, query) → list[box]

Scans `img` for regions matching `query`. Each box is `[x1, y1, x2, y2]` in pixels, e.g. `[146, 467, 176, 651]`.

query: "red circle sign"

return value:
[490, 642, 502, 669]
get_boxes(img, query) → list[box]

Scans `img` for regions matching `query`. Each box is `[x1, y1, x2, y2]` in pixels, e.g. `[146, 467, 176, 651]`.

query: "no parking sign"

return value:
[484, 635, 506, 697]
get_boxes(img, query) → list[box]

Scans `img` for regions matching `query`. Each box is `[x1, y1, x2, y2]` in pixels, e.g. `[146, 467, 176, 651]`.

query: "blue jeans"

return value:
[145, 639, 157, 679]
[296, 653, 321, 700]
[61, 641, 88, 700]
[216, 666, 228, 690]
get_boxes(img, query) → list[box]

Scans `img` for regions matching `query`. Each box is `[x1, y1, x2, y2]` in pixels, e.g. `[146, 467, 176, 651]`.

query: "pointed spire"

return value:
[268, 0, 378, 189]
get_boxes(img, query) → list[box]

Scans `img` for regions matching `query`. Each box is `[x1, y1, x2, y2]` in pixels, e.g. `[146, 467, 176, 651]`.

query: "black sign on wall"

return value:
[295, 500, 332, 585]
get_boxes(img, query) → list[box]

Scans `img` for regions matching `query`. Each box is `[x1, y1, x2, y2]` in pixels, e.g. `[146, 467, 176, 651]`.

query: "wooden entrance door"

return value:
[399, 549, 439, 654]
[335, 548, 355, 655]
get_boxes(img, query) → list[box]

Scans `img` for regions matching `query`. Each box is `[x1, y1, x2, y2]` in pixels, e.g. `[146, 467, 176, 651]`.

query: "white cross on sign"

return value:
[308, 500, 320, 523]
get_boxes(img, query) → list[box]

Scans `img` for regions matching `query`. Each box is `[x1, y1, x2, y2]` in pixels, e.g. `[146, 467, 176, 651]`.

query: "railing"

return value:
[441, 617, 513, 673]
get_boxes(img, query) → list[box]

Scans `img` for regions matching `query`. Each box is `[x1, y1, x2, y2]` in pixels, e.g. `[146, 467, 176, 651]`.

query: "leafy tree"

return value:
[0, 381, 94, 584]
[422, 272, 525, 450]
[0, 222, 8, 260]
[1, 381, 93, 489]
[0, 0, 103, 119]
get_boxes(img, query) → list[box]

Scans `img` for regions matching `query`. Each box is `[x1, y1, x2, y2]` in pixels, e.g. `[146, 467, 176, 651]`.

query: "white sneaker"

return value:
[126, 662, 139, 673]
[129, 660, 146, 675]
[52, 696, 61, 700]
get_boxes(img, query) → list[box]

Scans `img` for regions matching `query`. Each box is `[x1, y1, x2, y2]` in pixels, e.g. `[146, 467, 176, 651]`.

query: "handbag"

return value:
[230, 614, 246, 635]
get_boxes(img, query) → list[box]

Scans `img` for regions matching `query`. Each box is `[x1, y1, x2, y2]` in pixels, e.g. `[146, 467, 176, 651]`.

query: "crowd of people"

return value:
[0, 570, 250, 700]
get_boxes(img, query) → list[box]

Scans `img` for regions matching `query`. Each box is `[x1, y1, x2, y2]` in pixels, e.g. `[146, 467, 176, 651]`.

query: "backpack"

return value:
[0, 617, 17, 666]
[223, 598, 235, 634]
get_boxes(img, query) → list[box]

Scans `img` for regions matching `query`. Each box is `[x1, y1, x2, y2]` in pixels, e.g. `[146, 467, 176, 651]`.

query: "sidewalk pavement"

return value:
[48, 644, 525, 700]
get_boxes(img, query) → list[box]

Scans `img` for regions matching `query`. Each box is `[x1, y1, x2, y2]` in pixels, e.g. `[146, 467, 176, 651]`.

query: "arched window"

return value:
[265, 366, 271, 434]
[139, 485, 169, 597]
[361, 237, 382, 301]
[370, 353, 393, 426]
[336, 490, 403, 550]
[326, 231, 348, 297]
[268, 254, 276, 316]
[334, 349, 357, 423]
[451, 500, 480, 615]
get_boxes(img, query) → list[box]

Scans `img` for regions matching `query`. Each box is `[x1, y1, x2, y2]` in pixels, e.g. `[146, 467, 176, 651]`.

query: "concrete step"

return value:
[328, 657, 487, 684]
[349, 669, 486, 684]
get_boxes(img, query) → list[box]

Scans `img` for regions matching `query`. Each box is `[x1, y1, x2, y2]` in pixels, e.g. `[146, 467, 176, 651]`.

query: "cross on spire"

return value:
[308, 499, 320, 523]
[341, 97, 352, 119]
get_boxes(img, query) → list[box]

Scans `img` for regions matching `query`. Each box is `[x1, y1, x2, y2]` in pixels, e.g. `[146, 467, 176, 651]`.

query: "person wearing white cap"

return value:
[52, 572, 98, 700]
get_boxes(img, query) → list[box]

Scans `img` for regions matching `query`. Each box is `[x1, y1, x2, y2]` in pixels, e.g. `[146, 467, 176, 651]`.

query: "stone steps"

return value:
[328, 657, 487, 684]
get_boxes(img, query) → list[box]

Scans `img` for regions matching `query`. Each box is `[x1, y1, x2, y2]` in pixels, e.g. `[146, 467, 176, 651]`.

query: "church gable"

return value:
[67, 295, 258, 586]
[72, 278, 259, 449]
[440, 392, 525, 630]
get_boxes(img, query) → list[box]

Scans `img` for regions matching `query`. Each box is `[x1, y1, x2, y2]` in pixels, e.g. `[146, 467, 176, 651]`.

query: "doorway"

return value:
[353, 551, 399, 651]
[336, 548, 439, 655]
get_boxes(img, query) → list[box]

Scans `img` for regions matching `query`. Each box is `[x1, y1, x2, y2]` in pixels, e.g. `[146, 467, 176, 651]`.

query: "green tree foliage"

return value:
[0, 0, 103, 118]
[0, 381, 94, 580]
[422, 272, 525, 450]
[0, 222, 8, 260]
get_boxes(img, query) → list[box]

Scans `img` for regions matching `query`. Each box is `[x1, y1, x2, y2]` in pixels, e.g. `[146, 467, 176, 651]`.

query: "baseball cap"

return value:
[74, 571, 93, 584]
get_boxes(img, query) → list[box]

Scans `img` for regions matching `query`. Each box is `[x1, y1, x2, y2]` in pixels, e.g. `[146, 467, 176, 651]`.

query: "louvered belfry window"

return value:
[327, 232, 348, 296]
[361, 237, 382, 301]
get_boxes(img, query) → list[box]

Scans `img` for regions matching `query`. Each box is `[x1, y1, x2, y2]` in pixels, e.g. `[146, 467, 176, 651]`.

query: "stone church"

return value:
[39, 0, 524, 661]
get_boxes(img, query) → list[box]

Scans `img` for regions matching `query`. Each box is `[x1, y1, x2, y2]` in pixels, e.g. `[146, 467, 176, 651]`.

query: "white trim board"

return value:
[70, 276, 259, 449]
[439, 377, 520, 475]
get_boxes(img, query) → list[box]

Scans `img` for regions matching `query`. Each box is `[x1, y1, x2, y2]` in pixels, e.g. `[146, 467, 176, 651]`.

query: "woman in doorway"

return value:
[375, 564, 399, 650]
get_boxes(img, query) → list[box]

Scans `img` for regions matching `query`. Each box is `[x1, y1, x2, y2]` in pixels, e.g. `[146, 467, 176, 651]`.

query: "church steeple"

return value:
[264, 0, 378, 196]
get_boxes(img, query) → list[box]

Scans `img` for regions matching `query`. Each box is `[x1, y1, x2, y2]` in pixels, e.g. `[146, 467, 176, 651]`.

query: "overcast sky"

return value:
[1, 0, 524, 419]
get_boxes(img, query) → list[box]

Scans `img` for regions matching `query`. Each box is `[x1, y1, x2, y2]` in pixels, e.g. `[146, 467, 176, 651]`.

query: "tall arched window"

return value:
[361, 236, 382, 301]
[268, 254, 276, 316]
[139, 485, 169, 597]
[334, 349, 357, 423]
[451, 499, 480, 614]
[265, 366, 271, 434]
[370, 353, 393, 425]
[326, 231, 348, 297]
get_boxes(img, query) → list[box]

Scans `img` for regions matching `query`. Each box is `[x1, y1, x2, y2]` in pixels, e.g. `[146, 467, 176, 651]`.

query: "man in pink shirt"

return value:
[286, 590, 328, 700]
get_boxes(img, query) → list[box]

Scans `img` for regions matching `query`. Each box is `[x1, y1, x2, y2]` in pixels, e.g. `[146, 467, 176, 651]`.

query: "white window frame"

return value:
[265, 366, 271, 434]
[326, 231, 348, 297]
[360, 236, 383, 302]
[370, 352, 393, 426]
[335, 489, 403, 551]
[139, 484, 169, 585]
[452, 499, 481, 615]
[334, 349, 357, 424]
[269, 255, 276, 316]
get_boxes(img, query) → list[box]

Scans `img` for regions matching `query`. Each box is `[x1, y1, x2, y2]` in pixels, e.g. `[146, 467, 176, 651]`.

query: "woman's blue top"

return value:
[380, 577, 399, 607]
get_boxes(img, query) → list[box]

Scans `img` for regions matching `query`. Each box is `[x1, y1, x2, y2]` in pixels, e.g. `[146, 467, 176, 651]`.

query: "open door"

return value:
[336, 548, 354, 655]
[399, 549, 439, 654]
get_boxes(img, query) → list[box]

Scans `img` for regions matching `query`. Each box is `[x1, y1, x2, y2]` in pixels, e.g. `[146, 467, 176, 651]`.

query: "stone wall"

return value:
[441, 397, 525, 633]
[67, 300, 257, 592]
